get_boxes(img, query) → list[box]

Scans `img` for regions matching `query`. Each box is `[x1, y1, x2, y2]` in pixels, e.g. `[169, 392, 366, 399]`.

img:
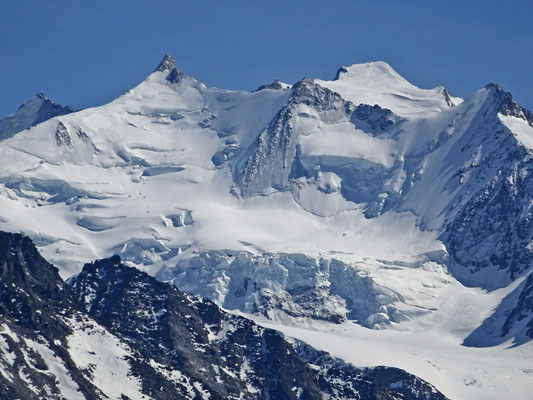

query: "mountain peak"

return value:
[317, 61, 459, 117]
[152, 54, 190, 84]
[483, 83, 533, 126]
[19, 93, 52, 109]
[21, 93, 73, 112]
[0, 93, 74, 141]
[288, 77, 345, 110]
[255, 78, 290, 92]
[154, 54, 176, 72]
[333, 61, 405, 83]
[485, 82, 503, 91]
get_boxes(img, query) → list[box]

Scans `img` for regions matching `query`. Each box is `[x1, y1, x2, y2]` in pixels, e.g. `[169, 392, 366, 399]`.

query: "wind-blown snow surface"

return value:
[316, 62, 462, 118]
[0, 55, 532, 399]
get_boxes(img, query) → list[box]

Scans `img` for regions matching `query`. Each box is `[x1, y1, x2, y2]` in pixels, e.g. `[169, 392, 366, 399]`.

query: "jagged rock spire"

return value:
[153, 54, 189, 84]
[154, 54, 176, 72]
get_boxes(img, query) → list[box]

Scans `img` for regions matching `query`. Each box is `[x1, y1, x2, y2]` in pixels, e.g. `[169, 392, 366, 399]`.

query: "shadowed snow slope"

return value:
[0, 93, 74, 141]
[0, 55, 532, 399]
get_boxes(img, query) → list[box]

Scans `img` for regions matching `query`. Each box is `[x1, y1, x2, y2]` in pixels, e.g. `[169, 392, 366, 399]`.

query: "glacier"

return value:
[0, 54, 532, 399]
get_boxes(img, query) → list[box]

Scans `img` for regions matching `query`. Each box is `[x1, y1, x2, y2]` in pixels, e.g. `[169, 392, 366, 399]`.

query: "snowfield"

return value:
[0, 55, 532, 399]
[259, 275, 533, 400]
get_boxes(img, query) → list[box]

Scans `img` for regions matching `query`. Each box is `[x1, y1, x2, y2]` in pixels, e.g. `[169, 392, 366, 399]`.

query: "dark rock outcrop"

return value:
[0, 231, 448, 399]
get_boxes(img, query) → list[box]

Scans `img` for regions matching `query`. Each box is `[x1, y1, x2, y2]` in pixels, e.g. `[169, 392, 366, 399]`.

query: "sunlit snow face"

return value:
[1, 56, 533, 400]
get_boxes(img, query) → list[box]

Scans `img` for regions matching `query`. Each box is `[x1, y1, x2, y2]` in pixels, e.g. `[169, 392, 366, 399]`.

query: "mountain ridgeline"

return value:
[0, 231, 446, 400]
[1, 55, 533, 399]
[0, 93, 73, 141]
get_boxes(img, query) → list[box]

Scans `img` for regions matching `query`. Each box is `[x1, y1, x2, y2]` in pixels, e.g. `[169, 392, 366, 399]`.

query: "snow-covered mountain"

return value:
[0, 55, 532, 399]
[0, 231, 447, 400]
[0, 93, 74, 141]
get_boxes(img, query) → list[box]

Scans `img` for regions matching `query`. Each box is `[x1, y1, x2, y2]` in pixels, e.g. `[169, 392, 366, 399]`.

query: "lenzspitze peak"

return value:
[154, 53, 176, 72]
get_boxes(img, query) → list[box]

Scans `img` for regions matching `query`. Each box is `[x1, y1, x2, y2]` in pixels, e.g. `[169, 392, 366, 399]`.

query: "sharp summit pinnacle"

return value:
[154, 54, 176, 72]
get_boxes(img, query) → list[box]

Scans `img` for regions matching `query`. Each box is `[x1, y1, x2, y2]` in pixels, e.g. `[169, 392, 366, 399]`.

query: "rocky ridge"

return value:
[0, 231, 447, 399]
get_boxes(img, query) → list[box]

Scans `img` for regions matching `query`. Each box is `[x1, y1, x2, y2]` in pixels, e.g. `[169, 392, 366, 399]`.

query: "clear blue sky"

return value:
[1, 0, 532, 116]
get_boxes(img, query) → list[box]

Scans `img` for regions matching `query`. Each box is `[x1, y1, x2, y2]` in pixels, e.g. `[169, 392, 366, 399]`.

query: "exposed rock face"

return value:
[441, 85, 533, 283]
[222, 75, 533, 341]
[351, 103, 399, 133]
[237, 78, 349, 197]
[294, 340, 447, 400]
[0, 232, 104, 400]
[55, 121, 73, 147]
[70, 256, 328, 399]
[154, 54, 176, 72]
[154, 54, 188, 83]
[235, 74, 533, 286]
[0, 55, 533, 399]
[255, 79, 289, 92]
[502, 273, 533, 339]
[0, 231, 447, 399]
[489, 83, 533, 127]
[0, 93, 74, 141]
[333, 66, 350, 80]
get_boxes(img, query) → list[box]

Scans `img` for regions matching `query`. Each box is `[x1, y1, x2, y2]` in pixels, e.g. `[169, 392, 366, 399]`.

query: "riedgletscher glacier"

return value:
[0, 55, 532, 399]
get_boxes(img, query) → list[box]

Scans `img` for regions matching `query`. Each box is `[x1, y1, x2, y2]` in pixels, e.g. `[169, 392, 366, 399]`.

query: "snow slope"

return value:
[316, 62, 462, 117]
[0, 55, 532, 399]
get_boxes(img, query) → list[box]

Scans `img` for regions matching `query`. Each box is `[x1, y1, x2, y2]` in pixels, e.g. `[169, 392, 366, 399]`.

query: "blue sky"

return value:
[1, 0, 532, 116]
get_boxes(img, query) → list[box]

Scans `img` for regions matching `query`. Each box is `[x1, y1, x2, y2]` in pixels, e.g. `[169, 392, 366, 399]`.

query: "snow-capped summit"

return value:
[255, 78, 291, 92]
[333, 61, 406, 83]
[317, 61, 462, 117]
[0, 93, 73, 141]
[0, 55, 532, 399]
